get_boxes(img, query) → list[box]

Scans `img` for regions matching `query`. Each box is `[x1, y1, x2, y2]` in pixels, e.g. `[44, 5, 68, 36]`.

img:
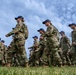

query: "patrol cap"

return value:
[37, 28, 45, 32]
[32, 36, 38, 39]
[59, 31, 65, 34]
[68, 23, 76, 27]
[1, 40, 5, 43]
[42, 19, 51, 24]
[15, 16, 24, 20]
[12, 28, 15, 30]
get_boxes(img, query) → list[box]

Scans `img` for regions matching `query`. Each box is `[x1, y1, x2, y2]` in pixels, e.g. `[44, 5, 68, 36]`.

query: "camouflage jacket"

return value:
[6, 22, 28, 40]
[71, 30, 76, 43]
[39, 34, 46, 47]
[59, 35, 71, 49]
[28, 39, 39, 50]
[45, 25, 59, 43]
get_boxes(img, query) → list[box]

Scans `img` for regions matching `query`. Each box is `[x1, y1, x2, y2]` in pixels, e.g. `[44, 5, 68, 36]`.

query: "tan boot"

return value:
[6, 63, 11, 67]
[25, 62, 29, 67]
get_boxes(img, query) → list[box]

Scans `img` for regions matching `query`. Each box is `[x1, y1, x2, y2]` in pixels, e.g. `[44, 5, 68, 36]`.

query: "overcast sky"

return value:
[0, 0, 76, 58]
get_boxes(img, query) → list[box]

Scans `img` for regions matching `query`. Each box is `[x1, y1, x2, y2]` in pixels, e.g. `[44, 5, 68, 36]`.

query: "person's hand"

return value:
[5, 34, 9, 37]
[72, 42, 76, 45]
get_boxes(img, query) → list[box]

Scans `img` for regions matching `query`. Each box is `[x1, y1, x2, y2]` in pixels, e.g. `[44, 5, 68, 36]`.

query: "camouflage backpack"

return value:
[53, 25, 60, 41]
[22, 24, 28, 39]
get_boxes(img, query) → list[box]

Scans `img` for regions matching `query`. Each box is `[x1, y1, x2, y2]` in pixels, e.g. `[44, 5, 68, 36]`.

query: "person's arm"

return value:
[45, 26, 54, 37]
[6, 26, 21, 37]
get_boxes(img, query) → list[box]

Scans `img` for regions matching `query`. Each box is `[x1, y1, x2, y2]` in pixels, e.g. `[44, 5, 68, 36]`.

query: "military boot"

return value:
[6, 63, 11, 67]
[25, 62, 29, 67]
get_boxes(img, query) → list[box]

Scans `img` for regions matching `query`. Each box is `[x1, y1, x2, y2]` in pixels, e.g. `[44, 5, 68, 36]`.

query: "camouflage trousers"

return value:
[7, 39, 28, 67]
[40, 47, 49, 66]
[46, 39, 62, 66]
[62, 50, 71, 65]
[34, 47, 44, 66]
[70, 46, 76, 65]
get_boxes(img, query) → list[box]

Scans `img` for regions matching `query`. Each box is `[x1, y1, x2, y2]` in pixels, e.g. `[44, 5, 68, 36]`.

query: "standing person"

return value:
[69, 23, 76, 65]
[59, 31, 71, 66]
[37, 28, 48, 66]
[0, 40, 7, 66]
[42, 19, 62, 67]
[6, 16, 28, 67]
[28, 36, 39, 66]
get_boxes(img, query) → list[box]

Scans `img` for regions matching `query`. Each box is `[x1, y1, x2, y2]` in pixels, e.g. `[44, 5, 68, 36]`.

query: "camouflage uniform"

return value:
[6, 16, 28, 67]
[0, 41, 7, 66]
[44, 24, 62, 66]
[39, 34, 49, 66]
[34, 35, 46, 66]
[59, 34, 71, 65]
[70, 30, 76, 65]
[28, 37, 39, 66]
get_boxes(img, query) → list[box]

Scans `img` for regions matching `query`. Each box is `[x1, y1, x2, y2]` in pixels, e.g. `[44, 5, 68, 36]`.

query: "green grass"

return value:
[0, 66, 76, 75]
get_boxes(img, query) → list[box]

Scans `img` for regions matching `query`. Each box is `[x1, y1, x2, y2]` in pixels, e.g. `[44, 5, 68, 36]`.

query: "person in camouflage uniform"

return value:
[6, 16, 28, 67]
[42, 19, 62, 67]
[7, 28, 21, 67]
[69, 23, 76, 65]
[37, 28, 48, 66]
[59, 31, 71, 65]
[0, 40, 7, 66]
[28, 36, 39, 66]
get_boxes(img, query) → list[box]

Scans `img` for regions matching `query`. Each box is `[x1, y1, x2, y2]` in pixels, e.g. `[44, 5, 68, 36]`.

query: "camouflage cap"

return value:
[37, 28, 45, 32]
[59, 31, 65, 34]
[68, 23, 76, 27]
[32, 36, 38, 39]
[42, 19, 51, 24]
[15, 16, 24, 20]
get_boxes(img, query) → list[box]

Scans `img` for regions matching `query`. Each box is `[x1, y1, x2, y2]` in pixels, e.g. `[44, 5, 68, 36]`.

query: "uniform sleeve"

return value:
[59, 39, 62, 48]
[65, 36, 71, 48]
[6, 24, 22, 37]
[65, 36, 70, 44]
[45, 25, 54, 37]
[72, 31, 76, 42]
[24, 25, 29, 39]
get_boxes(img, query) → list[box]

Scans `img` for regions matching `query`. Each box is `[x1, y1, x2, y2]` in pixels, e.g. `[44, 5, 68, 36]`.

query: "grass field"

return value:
[0, 66, 76, 75]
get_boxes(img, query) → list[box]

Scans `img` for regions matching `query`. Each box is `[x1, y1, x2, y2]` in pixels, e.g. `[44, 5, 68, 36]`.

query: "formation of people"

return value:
[28, 20, 76, 67]
[0, 16, 76, 67]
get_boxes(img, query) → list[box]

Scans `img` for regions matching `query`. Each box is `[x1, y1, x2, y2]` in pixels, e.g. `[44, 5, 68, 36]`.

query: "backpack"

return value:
[53, 25, 60, 41]
[22, 24, 28, 39]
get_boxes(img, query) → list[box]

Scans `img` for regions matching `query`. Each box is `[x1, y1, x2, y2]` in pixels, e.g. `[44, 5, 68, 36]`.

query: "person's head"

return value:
[39, 35, 43, 40]
[15, 16, 24, 23]
[42, 19, 51, 27]
[68, 23, 76, 30]
[33, 36, 38, 40]
[37, 28, 45, 34]
[0, 38, 1, 41]
[1, 40, 5, 43]
[60, 31, 65, 36]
